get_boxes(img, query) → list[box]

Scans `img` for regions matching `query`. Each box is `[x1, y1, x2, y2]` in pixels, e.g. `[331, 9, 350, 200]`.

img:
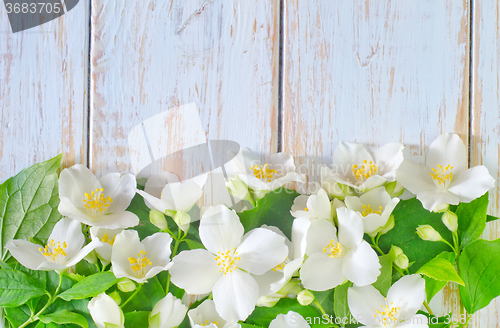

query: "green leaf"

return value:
[373, 254, 392, 296]
[58, 272, 119, 301]
[334, 282, 352, 320]
[245, 298, 327, 327]
[459, 238, 500, 314]
[417, 255, 463, 286]
[0, 154, 63, 261]
[238, 188, 299, 240]
[125, 311, 150, 328]
[487, 215, 499, 222]
[456, 193, 488, 248]
[39, 310, 89, 328]
[184, 238, 205, 250]
[420, 251, 456, 302]
[4, 305, 31, 327]
[378, 198, 453, 273]
[314, 289, 334, 316]
[0, 269, 47, 307]
[121, 276, 164, 312]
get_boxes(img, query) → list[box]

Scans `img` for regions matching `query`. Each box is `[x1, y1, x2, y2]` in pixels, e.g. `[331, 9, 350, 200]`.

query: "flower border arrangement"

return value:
[0, 132, 498, 328]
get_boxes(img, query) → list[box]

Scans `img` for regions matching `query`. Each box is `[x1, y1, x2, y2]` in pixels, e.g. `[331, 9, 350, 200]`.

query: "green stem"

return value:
[165, 228, 184, 294]
[452, 231, 460, 257]
[440, 238, 456, 253]
[423, 300, 434, 316]
[19, 273, 64, 328]
[370, 236, 385, 256]
[120, 283, 142, 309]
[313, 300, 327, 315]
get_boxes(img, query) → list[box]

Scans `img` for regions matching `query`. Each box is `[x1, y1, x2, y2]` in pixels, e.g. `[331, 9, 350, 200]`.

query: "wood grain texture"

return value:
[0, 1, 89, 181]
[283, 0, 470, 193]
[469, 1, 500, 326]
[90, 0, 280, 206]
[283, 0, 470, 318]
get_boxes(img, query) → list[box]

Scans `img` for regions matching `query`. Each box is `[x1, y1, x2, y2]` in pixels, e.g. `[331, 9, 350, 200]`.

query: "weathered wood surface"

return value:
[0, 0, 89, 180]
[282, 0, 471, 320]
[469, 0, 500, 326]
[89, 0, 280, 206]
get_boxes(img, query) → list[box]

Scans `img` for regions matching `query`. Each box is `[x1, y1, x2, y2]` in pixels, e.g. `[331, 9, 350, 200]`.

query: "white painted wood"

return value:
[0, 1, 89, 181]
[283, 0, 470, 318]
[469, 1, 500, 326]
[90, 0, 280, 207]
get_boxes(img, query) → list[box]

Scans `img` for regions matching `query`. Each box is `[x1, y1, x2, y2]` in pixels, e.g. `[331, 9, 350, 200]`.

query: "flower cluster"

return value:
[1, 132, 497, 328]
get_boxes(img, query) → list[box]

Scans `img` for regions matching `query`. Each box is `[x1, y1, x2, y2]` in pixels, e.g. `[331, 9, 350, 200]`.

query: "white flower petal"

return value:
[448, 166, 495, 203]
[270, 258, 303, 293]
[387, 275, 426, 321]
[5, 240, 50, 271]
[213, 270, 259, 322]
[91, 211, 140, 229]
[144, 173, 180, 199]
[359, 175, 388, 192]
[300, 253, 344, 291]
[65, 239, 103, 267]
[348, 284, 386, 326]
[342, 241, 380, 286]
[291, 195, 309, 213]
[169, 249, 221, 294]
[88, 293, 124, 328]
[59, 165, 101, 214]
[199, 205, 244, 254]
[136, 189, 172, 212]
[150, 293, 187, 328]
[306, 188, 331, 220]
[48, 217, 85, 258]
[142, 233, 172, 269]
[188, 299, 228, 328]
[99, 173, 137, 213]
[372, 143, 404, 179]
[396, 159, 436, 195]
[252, 270, 283, 296]
[267, 152, 296, 177]
[236, 228, 287, 275]
[337, 208, 364, 250]
[416, 189, 460, 212]
[269, 311, 311, 328]
[426, 133, 466, 173]
[305, 219, 337, 255]
[161, 180, 203, 212]
[111, 230, 144, 282]
[57, 198, 93, 226]
[292, 218, 310, 260]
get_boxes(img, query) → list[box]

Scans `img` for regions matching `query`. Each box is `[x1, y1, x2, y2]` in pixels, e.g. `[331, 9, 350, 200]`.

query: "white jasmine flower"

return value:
[88, 293, 125, 328]
[6, 217, 101, 271]
[396, 133, 495, 212]
[300, 208, 380, 291]
[269, 311, 310, 328]
[348, 274, 428, 327]
[188, 299, 241, 328]
[149, 293, 187, 328]
[321, 142, 404, 194]
[137, 172, 206, 232]
[291, 188, 333, 222]
[228, 148, 303, 201]
[253, 220, 309, 296]
[58, 165, 139, 229]
[169, 205, 288, 323]
[90, 227, 123, 266]
[111, 230, 173, 284]
[345, 187, 399, 236]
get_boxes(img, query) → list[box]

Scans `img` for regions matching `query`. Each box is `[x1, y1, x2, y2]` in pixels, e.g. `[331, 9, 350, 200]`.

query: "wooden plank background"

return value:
[0, 0, 499, 326]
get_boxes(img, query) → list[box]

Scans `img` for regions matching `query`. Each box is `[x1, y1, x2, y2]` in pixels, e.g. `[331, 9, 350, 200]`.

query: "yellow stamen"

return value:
[322, 240, 344, 258]
[83, 188, 113, 218]
[128, 249, 152, 277]
[361, 204, 383, 217]
[352, 160, 378, 181]
[215, 247, 240, 275]
[374, 298, 400, 326]
[430, 164, 453, 187]
[251, 163, 277, 182]
[271, 256, 289, 272]
[100, 233, 116, 246]
[39, 239, 68, 262]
